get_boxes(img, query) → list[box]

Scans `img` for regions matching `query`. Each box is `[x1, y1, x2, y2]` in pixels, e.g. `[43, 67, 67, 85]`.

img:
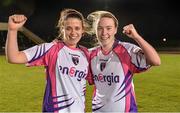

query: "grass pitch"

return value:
[0, 54, 180, 112]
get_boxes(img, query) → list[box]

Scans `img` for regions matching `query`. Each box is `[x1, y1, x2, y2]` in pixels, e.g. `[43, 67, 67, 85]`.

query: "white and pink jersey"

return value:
[23, 42, 89, 113]
[90, 40, 151, 112]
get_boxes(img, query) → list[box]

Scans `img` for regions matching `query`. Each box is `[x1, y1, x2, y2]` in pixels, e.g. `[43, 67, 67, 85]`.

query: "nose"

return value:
[102, 29, 107, 36]
[70, 29, 76, 35]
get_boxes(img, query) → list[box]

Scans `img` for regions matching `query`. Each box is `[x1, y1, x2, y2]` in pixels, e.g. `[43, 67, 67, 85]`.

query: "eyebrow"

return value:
[98, 25, 113, 28]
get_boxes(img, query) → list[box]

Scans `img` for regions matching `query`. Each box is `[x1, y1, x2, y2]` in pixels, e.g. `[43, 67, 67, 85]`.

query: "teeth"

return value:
[101, 37, 108, 40]
[70, 36, 76, 39]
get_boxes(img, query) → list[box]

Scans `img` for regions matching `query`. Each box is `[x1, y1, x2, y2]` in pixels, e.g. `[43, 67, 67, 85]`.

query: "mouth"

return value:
[100, 36, 109, 41]
[69, 36, 78, 39]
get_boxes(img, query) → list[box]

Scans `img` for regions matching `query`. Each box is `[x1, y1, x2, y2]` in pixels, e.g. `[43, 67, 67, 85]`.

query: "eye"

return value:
[97, 27, 102, 30]
[65, 26, 71, 31]
[107, 27, 112, 31]
[75, 27, 81, 31]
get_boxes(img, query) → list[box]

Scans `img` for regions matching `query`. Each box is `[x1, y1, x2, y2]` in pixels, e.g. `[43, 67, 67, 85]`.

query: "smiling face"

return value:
[57, 9, 85, 48]
[63, 17, 84, 48]
[97, 17, 117, 47]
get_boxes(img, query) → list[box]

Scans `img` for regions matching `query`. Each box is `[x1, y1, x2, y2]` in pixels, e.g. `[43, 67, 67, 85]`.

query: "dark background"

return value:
[0, 0, 180, 49]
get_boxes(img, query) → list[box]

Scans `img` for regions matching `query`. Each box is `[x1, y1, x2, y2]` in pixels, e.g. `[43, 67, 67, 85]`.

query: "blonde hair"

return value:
[56, 8, 86, 40]
[86, 10, 118, 35]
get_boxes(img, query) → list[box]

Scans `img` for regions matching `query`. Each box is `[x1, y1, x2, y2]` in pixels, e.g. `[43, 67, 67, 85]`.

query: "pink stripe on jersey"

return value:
[125, 91, 131, 112]
[114, 44, 141, 73]
[79, 45, 92, 84]
[93, 85, 97, 98]
[28, 55, 46, 66]
[113, 44, 131, 74]
[113, 44, 144, 74]
[113, 44, 136, 112]
[125, 83, 133, 111]
[44, 43, 64, 111]
[90, 47, 100, 60]
[132, 89, 136, 103]
[88, 47, 101, 85]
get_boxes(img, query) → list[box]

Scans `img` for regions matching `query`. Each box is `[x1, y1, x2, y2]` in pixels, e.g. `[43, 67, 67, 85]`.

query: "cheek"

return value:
[65, 30, 71, 36]
[64, 30, 68, 34]
[78, 30, 84, 36]
[110, 30, 116, 36]
[114, 28, 117, 34]
[97, 30, 101, 36]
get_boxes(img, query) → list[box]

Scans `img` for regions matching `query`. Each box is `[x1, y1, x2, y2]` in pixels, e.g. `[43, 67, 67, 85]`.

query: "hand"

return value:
[122, 24, 140, 39]
[8, 14, 27, 31]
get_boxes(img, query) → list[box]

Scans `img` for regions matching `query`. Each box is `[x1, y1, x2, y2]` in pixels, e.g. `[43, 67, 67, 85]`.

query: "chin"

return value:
[100, 40, 108, 44]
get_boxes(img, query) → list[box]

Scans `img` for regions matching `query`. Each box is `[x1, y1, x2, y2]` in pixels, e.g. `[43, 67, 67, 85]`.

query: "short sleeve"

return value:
[121, 42, 151, 72]
[23, 42, 54, 66]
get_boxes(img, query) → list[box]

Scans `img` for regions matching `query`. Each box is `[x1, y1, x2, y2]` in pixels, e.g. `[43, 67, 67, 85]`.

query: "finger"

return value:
[129, 24, 133, 28]
[123, 26, 130, 32]
[123, 26, 128, 30]
[123, 29, 131, 35]
[11, 15, 27, 24]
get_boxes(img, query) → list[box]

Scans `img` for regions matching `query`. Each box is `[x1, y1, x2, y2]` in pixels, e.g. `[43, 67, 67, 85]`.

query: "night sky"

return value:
[0, 0, 180, 47]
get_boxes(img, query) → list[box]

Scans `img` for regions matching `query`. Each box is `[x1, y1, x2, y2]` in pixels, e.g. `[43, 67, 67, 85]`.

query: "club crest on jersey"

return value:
[69, 53, 80, 65]
[72, 56, 79, 65]
[100, 62, 106, 71]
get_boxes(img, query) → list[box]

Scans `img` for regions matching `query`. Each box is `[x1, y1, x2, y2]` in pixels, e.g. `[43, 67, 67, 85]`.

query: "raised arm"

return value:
[5, 14, 28, 64]
[123, 24, 161, 66]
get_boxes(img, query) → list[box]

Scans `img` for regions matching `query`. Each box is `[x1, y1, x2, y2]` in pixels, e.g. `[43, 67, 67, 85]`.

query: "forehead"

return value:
[98, 17, 115, 27]
[64, 18, 83, 26]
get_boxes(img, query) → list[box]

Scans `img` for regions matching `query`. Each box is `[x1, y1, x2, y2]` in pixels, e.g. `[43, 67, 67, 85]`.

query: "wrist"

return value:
[133, 35, 142, 40]
[8, 28, 18, 32]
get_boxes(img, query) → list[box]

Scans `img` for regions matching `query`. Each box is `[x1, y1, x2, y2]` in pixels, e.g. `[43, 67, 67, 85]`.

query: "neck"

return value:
[101, 40, 114, 54]
[64, 42, 77, 48]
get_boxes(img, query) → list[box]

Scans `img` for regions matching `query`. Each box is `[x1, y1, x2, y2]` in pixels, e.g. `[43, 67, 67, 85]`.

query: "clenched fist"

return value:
[122, 24, 140, 39]
[8, 14, 27, 31]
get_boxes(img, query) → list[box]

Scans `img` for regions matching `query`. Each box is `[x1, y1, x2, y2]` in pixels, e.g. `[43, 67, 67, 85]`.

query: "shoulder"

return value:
[116, 41, 141, 53]
[33, 42, 56, 51]
[24, 42, 55, 53]
[79, 45, 88, 50]
[117, 41, 135, 47]
[49, 41, 65, 50]
[78, 45, 89, 53]
[88, 46, 100, 53]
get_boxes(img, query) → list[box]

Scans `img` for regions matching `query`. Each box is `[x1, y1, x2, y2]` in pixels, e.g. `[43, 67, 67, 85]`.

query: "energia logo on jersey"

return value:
[59, 65, 87, 81]
[93, 73, 120, 85]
